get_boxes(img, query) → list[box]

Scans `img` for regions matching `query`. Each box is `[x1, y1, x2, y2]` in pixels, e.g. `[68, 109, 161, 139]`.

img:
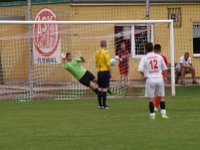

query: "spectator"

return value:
[176, 52, 198, 84]
[118, 41, 131, 86]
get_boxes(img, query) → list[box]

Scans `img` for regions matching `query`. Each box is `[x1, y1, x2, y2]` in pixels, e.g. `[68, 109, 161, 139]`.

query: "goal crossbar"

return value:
[0, 20, 173, 24]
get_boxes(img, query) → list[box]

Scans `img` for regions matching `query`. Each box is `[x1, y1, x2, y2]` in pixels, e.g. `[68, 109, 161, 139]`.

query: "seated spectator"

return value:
[176, 52, 198, 84]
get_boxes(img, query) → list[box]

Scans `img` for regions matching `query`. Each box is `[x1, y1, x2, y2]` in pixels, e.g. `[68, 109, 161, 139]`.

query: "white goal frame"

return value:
[0, 19, 175, 97]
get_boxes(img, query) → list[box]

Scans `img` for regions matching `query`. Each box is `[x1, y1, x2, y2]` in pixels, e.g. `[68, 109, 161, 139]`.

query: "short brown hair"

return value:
[154, 44, 161, 53]
[145, 42, 153, 53]
[100, 40, 107, 48]
[66, 52, 71, 58]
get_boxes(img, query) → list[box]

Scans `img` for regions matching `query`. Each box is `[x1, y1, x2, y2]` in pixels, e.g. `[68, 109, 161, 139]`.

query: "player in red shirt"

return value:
[118, 41, 131, 86]
[154, 44, 168, 111]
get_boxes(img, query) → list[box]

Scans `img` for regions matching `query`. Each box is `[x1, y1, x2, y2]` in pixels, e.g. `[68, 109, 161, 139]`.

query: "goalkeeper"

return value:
[62, 52, 100, 95]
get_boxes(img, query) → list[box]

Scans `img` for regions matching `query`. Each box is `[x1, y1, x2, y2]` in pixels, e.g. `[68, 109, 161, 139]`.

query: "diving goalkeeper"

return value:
[62, 52, 100, 95]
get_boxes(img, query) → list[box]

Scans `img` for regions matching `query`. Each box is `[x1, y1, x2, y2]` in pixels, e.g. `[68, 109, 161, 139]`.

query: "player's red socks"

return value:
[155, 96, 160, 109]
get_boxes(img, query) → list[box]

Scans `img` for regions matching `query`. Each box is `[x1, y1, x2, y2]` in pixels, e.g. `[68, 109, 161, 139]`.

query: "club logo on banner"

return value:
[33, 8, 61, 64]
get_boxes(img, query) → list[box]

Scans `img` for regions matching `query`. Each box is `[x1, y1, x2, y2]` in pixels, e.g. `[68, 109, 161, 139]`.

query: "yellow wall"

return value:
[0, 3, 200, 82]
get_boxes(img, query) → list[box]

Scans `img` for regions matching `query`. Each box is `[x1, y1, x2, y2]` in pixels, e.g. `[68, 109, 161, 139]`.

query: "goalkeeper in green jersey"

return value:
[62, 52, 100, 95]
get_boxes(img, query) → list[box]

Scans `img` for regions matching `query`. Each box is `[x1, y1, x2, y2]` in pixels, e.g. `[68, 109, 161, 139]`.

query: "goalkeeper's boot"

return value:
[161, 114, 169, 119]
[107, 89, 112, 95]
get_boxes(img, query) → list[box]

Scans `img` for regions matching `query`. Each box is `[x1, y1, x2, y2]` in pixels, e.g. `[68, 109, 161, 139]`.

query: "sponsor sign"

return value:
[33, 8, 61, 64]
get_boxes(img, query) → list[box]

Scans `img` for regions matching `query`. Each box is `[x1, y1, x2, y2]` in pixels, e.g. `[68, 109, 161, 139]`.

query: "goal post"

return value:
[169, 21, 175, 96]
[0, 19, 175, 100]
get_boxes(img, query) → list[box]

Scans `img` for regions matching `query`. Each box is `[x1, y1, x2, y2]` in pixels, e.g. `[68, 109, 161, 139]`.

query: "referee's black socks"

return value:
[95, 90, 107, 107]
[98, 93, 102, 107]
[102, 92, 107, 107]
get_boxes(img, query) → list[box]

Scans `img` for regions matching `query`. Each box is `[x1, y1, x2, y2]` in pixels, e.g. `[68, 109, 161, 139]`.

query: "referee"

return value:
[95, 40, 111, 109]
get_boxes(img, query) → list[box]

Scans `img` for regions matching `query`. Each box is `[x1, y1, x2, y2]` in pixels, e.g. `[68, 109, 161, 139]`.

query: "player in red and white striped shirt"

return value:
[153, 44, 168, 111]
[138, 43, 169, 119]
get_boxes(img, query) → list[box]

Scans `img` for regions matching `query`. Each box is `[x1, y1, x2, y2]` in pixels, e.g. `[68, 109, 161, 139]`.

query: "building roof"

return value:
[1, 0, 200, 7]
[0, 0, 70, 6]
[1, 0, 200, 3]
[72, 0, 200, 3]
[0, 0, 25, 1]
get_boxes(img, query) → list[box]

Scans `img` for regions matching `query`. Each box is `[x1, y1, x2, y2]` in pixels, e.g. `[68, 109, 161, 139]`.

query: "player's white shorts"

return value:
[145, 77, 165, 97]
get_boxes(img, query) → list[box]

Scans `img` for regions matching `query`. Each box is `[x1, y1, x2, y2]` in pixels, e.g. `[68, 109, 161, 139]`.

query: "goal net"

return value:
[0, 20, 175, 100]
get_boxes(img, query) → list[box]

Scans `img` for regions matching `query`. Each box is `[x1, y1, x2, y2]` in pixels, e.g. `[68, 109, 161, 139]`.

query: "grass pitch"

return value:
[0, 95, 200, 150]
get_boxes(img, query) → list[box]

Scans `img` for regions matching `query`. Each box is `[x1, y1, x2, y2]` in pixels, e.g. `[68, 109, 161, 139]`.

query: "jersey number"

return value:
[149, 59, 158, 70]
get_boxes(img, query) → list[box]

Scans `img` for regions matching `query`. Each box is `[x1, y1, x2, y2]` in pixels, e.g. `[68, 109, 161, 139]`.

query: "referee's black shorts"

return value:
[98, 71, 110, 88]
[79, 71, 95, 87]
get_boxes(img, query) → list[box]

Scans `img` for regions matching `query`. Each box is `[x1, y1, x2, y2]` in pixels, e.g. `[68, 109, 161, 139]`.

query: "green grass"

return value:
[176, 85, 200, 97]
[0, 96, 200, 150]
[39, 85, 200, 98]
